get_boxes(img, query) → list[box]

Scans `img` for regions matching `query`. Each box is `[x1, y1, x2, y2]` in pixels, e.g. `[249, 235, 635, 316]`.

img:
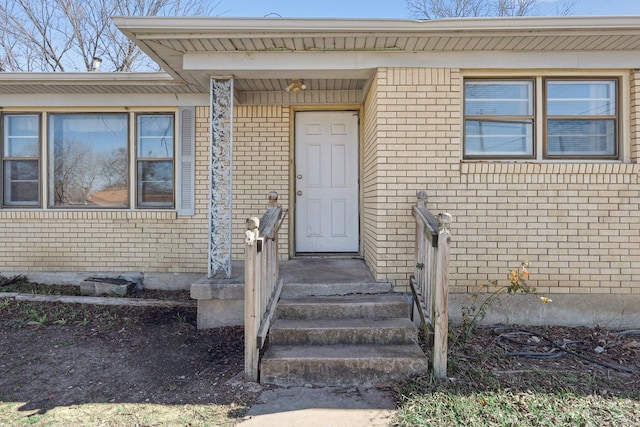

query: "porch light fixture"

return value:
[285, 79, 306, 93]
[91, 57, 102, 72]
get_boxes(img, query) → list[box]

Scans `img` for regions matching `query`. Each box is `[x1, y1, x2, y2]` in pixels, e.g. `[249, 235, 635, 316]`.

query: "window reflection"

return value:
[49, 114, 128, 207]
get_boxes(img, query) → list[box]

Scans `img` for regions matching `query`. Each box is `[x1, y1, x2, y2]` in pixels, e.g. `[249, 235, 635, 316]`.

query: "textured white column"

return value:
[208, 78, 234, 278]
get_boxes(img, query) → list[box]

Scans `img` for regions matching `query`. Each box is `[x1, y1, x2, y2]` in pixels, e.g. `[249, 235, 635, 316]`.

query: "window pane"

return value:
[6, 115, 38, 136]
[137, 161, 173, 207]
[465, 80, 533, 116]
[3, 160, 39, 205]
[49, 114, 128, 207]
[465, 120, 533, 156]
[137, 115, 174, 158]
[5, 138, 39, 157]
[547, 80, 616, 116]
[4, 115, 39, 157]
[547, 119, 616, 156]
[139, 137, 174, 158]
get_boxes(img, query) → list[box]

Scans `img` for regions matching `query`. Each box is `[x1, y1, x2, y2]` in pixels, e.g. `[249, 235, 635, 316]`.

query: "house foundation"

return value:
[449, 294, 640, 329]
[190, 261, 246, 328]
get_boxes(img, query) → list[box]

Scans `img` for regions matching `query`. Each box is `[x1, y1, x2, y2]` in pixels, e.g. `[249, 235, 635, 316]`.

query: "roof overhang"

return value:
[112, 16, 640, 100]
[3, 16, 640, 101]
[0, 72, 199, 95]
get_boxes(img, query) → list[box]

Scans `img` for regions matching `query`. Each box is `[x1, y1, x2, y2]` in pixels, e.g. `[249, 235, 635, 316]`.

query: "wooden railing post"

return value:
[410, 190, 452, 380]
[415, 191, 428, 308]
[244, 216, 261, 382]
[267, 191, 278, 208]
[432, 212, 451, 379]
[267, 192, 279, 288]
[416, 190, 428, 209]
[244, 191, 287, 383]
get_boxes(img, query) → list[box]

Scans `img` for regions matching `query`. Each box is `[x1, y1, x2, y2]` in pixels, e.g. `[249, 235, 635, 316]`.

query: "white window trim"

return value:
[1, 113, 41, 207]
[41, 112, 48, 210]
[0, 108, 192, 212]
[135, 113, 176, 209]
[461, 70, 630, 163]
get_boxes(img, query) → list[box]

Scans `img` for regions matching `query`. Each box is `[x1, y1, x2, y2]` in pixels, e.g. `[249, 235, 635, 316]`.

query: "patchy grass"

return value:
[0, 276, 81, 296]
[0, 402, 240, 427]
[4, 277, 640, 426]
[395, 372, 639, 426]
[394, 326, 640, 426]
[0, 298, 116, 330]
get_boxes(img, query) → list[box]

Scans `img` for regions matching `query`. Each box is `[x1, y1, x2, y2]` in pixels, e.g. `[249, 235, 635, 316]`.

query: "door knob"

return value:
[297, 190, 302, 196]
[297, 174, 303, 179]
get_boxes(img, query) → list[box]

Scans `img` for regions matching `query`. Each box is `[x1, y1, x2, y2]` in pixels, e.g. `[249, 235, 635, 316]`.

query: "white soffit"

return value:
[112, 16, 640, 93]
[113, 16, 640, 56]
[3, 16, 640, 98]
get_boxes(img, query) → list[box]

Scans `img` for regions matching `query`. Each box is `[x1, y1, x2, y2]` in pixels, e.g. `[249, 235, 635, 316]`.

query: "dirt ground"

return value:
[1, 278, 639, 426]
[0, 296, 265, 426]
[452, 324, 640, 382]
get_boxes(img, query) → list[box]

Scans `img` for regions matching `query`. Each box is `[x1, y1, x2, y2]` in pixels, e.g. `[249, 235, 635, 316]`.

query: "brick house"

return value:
[1, 16, 639, 326]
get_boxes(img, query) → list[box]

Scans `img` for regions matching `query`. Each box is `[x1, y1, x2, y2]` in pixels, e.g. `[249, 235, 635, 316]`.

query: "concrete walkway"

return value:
[239, 386, 397, 427]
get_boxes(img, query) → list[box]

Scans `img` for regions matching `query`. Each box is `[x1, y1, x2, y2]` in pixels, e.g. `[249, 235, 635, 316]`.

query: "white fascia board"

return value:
[113, 16, 640, 37]
[183, 51, 376, 79]
[0, 93, 209, 108]
[183, 50, 640, 77]
[424, 51, 640, 69]
[0, 72, 179, 85]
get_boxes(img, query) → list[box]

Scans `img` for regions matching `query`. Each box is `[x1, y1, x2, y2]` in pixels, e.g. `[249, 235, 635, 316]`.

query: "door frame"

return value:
[289, 105, 364, 258]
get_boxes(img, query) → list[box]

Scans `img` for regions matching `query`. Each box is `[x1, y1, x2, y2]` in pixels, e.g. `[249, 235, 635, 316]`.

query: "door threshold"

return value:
[294, 252, 361, 259]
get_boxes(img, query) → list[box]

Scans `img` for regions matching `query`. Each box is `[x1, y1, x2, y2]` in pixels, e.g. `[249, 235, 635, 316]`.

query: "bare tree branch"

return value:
[495, 0, 538, 16]
[0, 0, 221, 72]
[57, 0, 112, 71]
[0, 0, 75, 71]
[407, 0, 580, 19]
[407, 0, 489, 19]
[555, 0, 579, 16]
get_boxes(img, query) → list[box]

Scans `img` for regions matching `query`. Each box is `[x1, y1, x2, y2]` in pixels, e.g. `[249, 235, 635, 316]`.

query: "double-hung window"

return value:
[463, 77, 619, 160]
[2, 114, 40, 207]
[546, 80, 617, 159]
[464, 80, 534, 159]
[136, 114, 174, 208]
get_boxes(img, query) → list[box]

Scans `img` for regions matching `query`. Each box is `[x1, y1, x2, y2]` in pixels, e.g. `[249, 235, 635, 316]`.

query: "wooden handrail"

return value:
[244, 191, 285, 382]
[410, 190, 451, 379]
[414, 191, 440, 247]
[259, 191, 282, 239]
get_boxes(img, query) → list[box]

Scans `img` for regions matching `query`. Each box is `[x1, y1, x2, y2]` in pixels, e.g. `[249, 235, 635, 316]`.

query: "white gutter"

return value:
[112, 16, 640, 37]
[0, 72, 182, 85]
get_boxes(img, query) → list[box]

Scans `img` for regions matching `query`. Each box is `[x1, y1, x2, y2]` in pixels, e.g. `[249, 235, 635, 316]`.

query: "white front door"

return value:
[295, 111, 359, 253]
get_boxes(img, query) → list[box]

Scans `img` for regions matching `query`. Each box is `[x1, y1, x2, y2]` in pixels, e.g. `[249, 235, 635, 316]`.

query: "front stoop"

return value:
[260, 283, 429, 387]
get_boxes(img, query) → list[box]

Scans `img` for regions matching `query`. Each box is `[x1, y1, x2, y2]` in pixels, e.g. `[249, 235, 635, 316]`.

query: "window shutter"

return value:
[177, 106, 196, 216]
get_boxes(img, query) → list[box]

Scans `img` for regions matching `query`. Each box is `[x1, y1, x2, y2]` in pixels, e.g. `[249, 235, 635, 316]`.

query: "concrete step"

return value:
[269, 317, 419, 346]
[275, 294, 410, 320]
[260, 344, 429, 387]
[280, 281, 393, 298]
